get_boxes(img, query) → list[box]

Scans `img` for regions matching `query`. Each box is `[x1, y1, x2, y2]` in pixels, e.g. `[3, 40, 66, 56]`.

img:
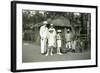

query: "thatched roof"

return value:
[51, 16, 71, 27]
[33, 16, 71, 28]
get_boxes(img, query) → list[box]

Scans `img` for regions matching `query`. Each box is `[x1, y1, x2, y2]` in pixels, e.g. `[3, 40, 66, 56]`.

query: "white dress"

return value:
[48, 28, 56, 47]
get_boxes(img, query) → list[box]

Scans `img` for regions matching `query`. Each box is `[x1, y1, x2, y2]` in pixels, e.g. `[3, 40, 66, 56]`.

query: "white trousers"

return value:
[72, 41, 76, 50]
[66, 41, 71, 49]
[41, 39, 47, 54]
[57, 40, 61, 48]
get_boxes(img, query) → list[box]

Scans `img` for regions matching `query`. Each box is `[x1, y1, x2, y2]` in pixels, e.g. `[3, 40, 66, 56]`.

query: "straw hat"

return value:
[43, 21, 48, 24]
[57, 30, 61, 32]
[50, 24, 53, 26]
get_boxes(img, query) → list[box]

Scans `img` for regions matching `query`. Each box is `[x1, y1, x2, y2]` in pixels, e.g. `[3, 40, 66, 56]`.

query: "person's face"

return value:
[67, 31, 70, 33]
[67, 29, 70, 33]
[51, 26, 53, 28]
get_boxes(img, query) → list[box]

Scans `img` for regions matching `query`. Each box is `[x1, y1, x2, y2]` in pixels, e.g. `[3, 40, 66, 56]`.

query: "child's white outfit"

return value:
[56, 31, 62, 55]
[57, 34, 61, 48]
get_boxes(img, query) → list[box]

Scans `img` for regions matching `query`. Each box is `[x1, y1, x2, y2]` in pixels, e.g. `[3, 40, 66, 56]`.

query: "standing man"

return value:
[40, 21, 49, 55]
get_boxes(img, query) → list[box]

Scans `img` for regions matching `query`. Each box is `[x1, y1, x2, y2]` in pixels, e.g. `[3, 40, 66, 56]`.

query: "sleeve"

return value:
[40, 26, 43, 38]
[54, 29, 56, 35]
[46, 28, 49, 39]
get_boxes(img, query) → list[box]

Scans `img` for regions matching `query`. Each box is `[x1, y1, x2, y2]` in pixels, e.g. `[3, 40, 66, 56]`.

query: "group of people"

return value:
[40, 21, 81, 56]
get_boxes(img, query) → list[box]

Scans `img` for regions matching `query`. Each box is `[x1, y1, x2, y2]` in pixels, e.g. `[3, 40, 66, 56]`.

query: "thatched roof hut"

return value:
[33, 16, 71, 28]
[51, 16, 71, 27]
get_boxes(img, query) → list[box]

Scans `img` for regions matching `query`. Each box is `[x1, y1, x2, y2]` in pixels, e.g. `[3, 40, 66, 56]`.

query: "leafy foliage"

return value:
[22, 10, 91, 50]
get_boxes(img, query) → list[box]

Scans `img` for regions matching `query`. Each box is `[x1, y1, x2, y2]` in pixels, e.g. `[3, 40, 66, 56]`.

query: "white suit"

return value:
[40, 25, 48, 54]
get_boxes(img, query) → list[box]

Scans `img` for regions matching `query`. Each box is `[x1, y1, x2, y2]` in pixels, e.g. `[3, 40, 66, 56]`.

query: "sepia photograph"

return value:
[11, 1, 97, 72]
[22, 10, 91, 63]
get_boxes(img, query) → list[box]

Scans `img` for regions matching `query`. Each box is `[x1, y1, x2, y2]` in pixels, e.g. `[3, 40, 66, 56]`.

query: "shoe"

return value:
[45, 53, 48, 56]
[58, 53, 62, 55]
[50, 53, 53, 56]
[72, 49, 75, 53]
[41, 53, 45, 55]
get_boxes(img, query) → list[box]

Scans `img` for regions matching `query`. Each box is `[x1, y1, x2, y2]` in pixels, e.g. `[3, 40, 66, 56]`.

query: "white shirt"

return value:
[57, 33, 62, 40]
[40, 25, 48, 39]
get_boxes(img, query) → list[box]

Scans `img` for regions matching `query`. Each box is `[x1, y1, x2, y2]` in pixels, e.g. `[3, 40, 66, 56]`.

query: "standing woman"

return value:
[46, 24, 56, 56]
[40, 21, 49, 55]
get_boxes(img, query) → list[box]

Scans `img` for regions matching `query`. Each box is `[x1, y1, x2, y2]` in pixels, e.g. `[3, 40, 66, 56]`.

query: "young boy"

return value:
[56, 30, 62, 55]
[65, 27, 73, 51]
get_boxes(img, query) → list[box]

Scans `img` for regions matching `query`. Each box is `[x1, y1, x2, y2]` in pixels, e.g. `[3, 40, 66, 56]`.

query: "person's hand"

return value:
[41, 38, 44, 40]
[40, 37, 43, 40]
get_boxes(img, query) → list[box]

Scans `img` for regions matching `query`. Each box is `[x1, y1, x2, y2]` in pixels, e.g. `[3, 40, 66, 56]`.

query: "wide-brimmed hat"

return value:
[43, 21, 48, 24]
[50, 24, 53, 26]
[67, 28, 70, 32]
[57, 30, 61, 32]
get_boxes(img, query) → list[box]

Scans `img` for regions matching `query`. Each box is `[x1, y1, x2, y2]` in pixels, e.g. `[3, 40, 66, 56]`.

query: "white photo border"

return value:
[11, 1, 98, 72]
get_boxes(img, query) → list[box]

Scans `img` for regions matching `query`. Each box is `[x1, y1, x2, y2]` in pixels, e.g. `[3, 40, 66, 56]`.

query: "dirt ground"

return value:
[22, 41, 91, 63]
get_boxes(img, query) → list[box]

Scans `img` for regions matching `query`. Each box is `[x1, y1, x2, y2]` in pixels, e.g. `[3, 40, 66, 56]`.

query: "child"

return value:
[56, 30, 62, 55]
[40, 21, 49, 55]
[65, 27, 73, 50]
